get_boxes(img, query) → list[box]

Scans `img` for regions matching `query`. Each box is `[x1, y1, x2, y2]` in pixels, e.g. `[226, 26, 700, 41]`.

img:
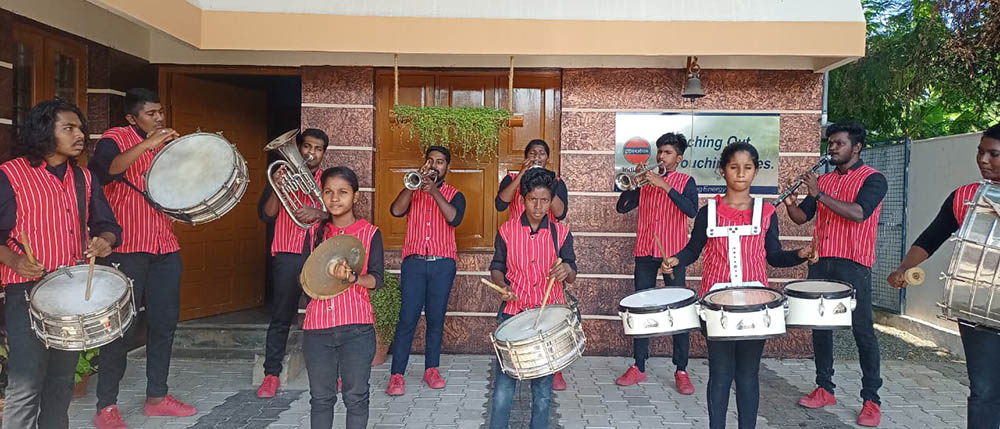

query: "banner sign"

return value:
[615, 113, 781, 194]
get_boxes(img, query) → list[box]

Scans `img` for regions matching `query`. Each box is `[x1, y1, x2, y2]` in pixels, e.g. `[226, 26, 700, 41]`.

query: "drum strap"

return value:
[118, 177, 193, 223]
[72, 165, 90, 256]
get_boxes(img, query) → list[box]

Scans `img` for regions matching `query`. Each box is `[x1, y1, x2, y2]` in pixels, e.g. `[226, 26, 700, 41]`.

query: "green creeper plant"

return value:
[393, 105, 511, 160]
[370, 272, 402, 345]
[75, 349, 99, 383]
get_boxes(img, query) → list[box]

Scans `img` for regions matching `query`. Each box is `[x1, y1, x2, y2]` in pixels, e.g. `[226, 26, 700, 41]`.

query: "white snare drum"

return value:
[940, 181, 1000, 329]
[490, 305, 586, 380]
[27, 265, 135, 350]
[145, 132, 249, 225]
[784, 280, 855, 329]
[699, 287, 786, 341]
[618, 288, 699, 337]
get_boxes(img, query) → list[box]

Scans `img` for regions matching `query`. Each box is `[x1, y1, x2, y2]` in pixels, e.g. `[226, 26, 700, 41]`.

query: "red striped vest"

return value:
[952, 182, 981, 226]
[498, 217, 570, 315]
[303, 219, 379, 329]
[813, 164, 883, 267]
[271, 169, 324, 255]
[635, 171, 692, 258]
[401, 183, 459, 260]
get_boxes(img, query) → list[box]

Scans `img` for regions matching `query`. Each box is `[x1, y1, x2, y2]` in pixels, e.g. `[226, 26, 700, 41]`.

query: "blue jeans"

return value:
[707, 339, 766, 429]
[961, 322, 1000, 429]
[97, 251, 183, 407]
[390, 257, 457, 374]
[809, 257, 882, 404]
[3, 281, 79, 428]
[303, 324, 376, 429]
[489, 313, 553, 429]
[633, 257, 690, 372]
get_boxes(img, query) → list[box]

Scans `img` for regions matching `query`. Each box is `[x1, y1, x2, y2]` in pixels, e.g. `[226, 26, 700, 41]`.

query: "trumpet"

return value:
[615, 162, 668, 191]
[265, 129, 326, 229]
[770, 154, 831, 206]
[403, 161, 439, 190]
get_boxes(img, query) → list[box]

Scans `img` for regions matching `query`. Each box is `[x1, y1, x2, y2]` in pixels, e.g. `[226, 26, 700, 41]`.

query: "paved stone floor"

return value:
[68, 328, 970, 428]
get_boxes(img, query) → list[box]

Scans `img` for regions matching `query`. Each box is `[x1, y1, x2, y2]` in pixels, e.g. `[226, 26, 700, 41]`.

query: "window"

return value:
[12, 23, 88, 127]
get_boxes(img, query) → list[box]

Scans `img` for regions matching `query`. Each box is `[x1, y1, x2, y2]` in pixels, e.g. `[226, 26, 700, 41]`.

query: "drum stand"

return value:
[706, 197, 765, 290]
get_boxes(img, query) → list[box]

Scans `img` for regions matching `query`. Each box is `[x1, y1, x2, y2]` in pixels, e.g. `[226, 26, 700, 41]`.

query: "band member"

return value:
[256, 128, 329, 398]
[615, 133, 698, 392]
[887, 124, 1000, 429]
[496, 139, 568, 221]
[386, 146, 465, 395]
[488, 168, 577, 429]
[495, 138, 569, 389]
[663, 143, 812, 429]
[783, 122, 887, 427]
[0, 100, 121, 427]
[303, 167, 383, 429]
[89, 88, 197, 427]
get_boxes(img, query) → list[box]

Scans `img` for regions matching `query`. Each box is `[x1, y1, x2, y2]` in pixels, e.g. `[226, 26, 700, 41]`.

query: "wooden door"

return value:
[374, 70, 561, 250]
[162, 73, 268, 320]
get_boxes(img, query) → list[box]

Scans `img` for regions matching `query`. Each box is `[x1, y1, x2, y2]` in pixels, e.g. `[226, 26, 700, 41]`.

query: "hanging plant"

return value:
[393, 104, 511, 160]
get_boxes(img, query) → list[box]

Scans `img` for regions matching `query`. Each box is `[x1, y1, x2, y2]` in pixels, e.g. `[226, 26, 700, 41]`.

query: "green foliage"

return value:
[75, 349, 99, 383]
[829, 0, 1000, 141]
[371, 272, 402, 345]
[393, 105, 511, 160]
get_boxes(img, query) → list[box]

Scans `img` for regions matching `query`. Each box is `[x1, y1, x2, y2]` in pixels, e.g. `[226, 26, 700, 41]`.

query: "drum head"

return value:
[784, 280, 852, 299]
[31, 266, 128, 317]
[495, 306, 572, 342]
[619, 288, 696, 313]
[146, 133, 235, 210]
[702, 287, 784, 312]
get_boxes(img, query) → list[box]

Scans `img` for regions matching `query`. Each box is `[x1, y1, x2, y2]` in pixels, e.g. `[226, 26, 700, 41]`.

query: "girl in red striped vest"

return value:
[663, 143, 813, 429]
[303, 166, 384, 429]
[888, 124, 1000, 429]
[488, 168, 577, 429]
[0, 100, 121, 428]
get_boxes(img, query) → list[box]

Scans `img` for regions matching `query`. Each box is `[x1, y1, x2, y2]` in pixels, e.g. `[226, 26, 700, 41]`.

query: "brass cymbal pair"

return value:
[300, 235, 366, 299]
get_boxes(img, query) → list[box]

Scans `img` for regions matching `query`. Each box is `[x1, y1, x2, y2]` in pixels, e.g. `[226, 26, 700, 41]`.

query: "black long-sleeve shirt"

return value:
[495, 175, 569, 221]
[796, 160, 888, 222]
[912, 191, 960, 256]
[87, 126, 149, 186]
[673, 207, 805, 269]
[0, 162, 122, 248]
[489, 214, 578, 278]
[616, 174, 699, 218]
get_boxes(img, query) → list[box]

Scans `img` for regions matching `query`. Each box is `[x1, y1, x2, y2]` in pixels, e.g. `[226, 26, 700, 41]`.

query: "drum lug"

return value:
[667, 309, 674, 327]
[720, 314, 728, 329]
[818, 297, 825, 317]
[849, 298, 857, 312]
[624, 313, 633, 329]
[56, 265, 73, 278]
[763, 312, 771, 328]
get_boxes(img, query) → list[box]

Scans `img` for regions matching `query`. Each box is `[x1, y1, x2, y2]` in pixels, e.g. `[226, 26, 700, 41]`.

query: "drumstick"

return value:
[653, 233, 673, 280]
[480, 278, 510, 295]
[19, 231, 37, 265]
[85, 255, 96, 301]
[904, 267, 926, 286]
[533, 257, 563, 329]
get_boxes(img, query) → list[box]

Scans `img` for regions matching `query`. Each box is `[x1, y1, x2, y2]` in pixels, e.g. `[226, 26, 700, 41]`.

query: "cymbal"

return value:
[300, 235, 366, 300]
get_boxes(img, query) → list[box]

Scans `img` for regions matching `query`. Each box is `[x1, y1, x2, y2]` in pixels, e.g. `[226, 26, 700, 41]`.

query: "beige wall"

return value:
[904, 132, 983, 329]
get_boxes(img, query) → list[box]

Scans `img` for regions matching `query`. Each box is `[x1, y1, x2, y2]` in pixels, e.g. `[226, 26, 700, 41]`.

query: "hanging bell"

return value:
[682, 73, 705, 99]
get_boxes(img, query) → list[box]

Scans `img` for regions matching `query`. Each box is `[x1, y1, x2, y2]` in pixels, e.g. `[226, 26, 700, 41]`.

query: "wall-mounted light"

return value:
[682, 56, 705, 100]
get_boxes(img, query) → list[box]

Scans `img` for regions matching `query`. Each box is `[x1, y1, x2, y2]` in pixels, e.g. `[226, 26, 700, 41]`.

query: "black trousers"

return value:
[263, 252, 309, 376]
[303, 324, 376, 429]
[706, 339, 766, 429]
[96, 251, 183, 408]
[632, 257, 690, 372]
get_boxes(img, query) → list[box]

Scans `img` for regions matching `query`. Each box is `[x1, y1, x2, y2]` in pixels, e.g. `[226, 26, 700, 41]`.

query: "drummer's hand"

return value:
[500, 289, 518, 302]
[660, 257, 679, 274]
[13, 254, 44, 279]
[85, 236, 113, 259]
[294, 207, 328, 223]
[888, 268, 908, 289]
[797, 245, 819, 264]
[327, 261, 353, 282]
[143, 128, 179, 151]
[548, 263, 574, 283]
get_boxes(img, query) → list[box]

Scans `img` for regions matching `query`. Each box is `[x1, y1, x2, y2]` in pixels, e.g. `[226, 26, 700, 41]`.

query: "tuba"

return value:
[265, 129, 326, 229]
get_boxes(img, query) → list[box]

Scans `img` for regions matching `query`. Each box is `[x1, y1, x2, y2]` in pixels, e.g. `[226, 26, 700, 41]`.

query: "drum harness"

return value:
[119, 175, 193, 223]
[706, 197, 763, 289]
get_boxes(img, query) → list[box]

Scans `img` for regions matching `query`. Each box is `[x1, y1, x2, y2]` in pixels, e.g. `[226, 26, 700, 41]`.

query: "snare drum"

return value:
[618, 288, 699, 337]
[699, 287, 786, 341]
[145, 132, 249, 225]
[27, 265, 135, 351]
[941, 181, 1000, 329]
[490, 305, 586, 380]
[784, 280, 855, 329]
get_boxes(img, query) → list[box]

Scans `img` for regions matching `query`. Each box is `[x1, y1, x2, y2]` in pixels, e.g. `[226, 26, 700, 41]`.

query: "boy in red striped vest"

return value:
[88, 88, 197, 427]
[0, 100, 121, 428]
[256, 128, 329, 399]
[614, 133, 699, 392]
[888, 124, 1000, 429]
[783, 122, 888, 427]
[488, 168, 577, 429]
[386, 146, 466, 395]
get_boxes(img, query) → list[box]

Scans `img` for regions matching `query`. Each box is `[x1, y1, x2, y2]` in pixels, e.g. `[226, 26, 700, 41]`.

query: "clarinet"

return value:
[771, 155, 832, 206]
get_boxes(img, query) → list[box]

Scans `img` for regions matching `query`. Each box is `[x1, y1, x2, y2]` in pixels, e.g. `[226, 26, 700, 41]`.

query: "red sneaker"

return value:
[674, 370, 695, 395]
[857, 400, 881, 427]
[552, 371, 567, 391]
[338, 378, 342, 392]
[423, 368, 446, 389]
[615, 366, 647, 386]
[798, 387, 837, 409]
[93, 405, 128, 429]
[144, 394, 197, 417]
[386, 374, 405, 396]
[256, 375, 279, 398]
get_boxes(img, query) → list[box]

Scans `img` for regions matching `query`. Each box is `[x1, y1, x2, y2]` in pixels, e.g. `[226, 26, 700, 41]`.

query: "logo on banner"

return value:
[623, 137, 651, 165]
